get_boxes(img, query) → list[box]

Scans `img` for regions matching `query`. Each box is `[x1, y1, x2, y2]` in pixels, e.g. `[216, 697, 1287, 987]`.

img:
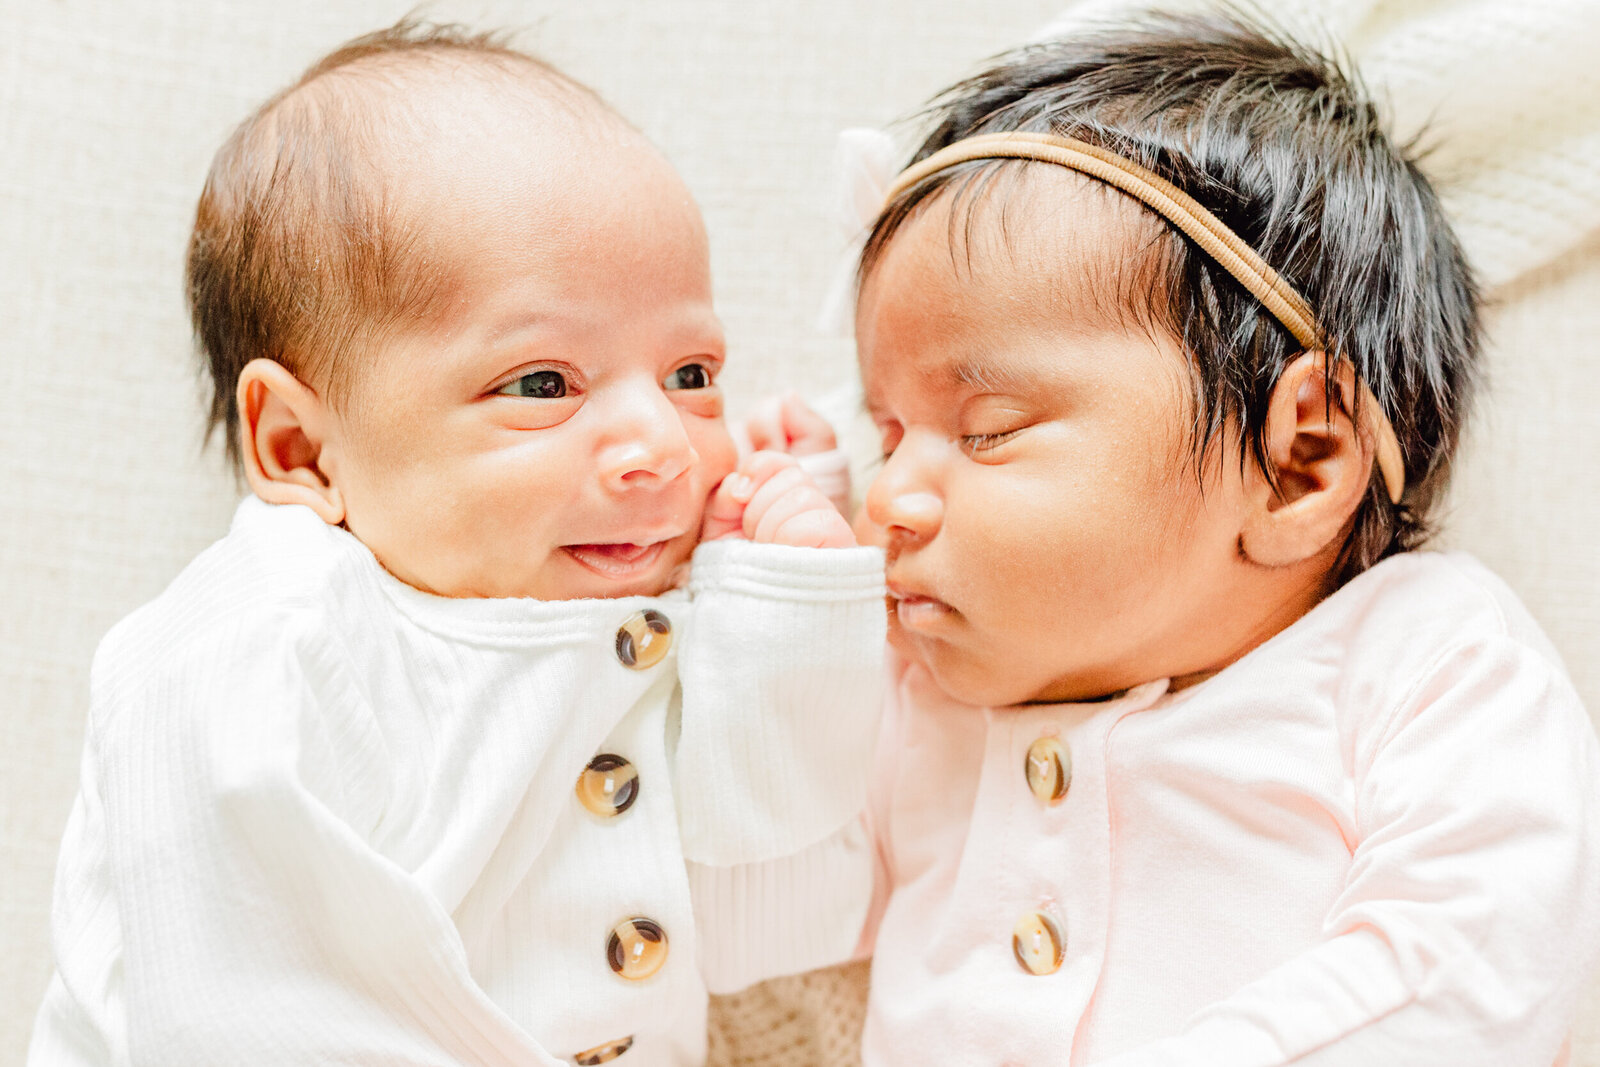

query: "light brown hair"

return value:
[187, 18, 605, 469]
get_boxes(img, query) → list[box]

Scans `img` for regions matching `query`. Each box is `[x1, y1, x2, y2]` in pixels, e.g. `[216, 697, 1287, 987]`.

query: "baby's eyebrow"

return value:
[941, 357, 1037, 394]
[486, 311, 559, 349]
[860, 355, 1042, 416]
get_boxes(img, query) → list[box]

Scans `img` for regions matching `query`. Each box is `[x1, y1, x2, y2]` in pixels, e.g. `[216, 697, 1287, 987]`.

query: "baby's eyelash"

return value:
[961, 431, 1018, 454]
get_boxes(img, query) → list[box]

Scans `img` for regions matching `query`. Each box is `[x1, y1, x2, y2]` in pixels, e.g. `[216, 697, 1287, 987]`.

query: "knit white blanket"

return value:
[1035, 0, 1600, 293]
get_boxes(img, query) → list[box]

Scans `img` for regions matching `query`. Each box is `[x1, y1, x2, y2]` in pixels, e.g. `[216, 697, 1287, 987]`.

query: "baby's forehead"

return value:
[287, 51, 680, 277]
[294, 52, 633, 185]
[868, 163, 1173, 335]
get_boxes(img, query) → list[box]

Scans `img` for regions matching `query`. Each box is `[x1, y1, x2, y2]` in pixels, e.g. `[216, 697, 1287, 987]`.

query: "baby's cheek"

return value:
[692, 418, 739, 490]
[947, 494, 1071, 623]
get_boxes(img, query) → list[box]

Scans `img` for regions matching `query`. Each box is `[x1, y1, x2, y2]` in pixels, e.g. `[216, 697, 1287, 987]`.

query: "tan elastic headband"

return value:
[885, 131, 1406, 504]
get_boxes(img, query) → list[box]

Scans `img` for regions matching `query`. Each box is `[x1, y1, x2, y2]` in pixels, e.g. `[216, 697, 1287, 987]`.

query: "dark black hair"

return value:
[860, 9, 1479, 583]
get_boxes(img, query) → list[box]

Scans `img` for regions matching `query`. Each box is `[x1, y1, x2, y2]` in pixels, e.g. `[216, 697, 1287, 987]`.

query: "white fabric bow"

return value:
[815, 127, 900, 336]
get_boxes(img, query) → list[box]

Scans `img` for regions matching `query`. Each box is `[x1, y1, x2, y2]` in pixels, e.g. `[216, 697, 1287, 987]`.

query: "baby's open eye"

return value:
[663, 363, 714, 391]
[497, 370, 569, 399]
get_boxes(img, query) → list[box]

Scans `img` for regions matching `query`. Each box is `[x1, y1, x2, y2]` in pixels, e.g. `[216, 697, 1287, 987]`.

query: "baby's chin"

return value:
[894, 630, 1121, 709]
[889, 628, 1005, 708]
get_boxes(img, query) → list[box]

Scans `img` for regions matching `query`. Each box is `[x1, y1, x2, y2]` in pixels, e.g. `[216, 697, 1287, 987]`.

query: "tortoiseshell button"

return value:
[574, 1036, 634, 1064]
[576, 754, 639, 817]
[615, 609, 671, 669]
[1024, 736, 1071, 805]
[1013, 910, 1065, 975]
[607, 917, 668, 980]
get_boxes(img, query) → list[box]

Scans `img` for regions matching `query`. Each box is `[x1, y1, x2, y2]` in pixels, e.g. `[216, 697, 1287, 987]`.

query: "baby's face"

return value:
[322, 118, 735, 601]
[855, 179, 1259, 706]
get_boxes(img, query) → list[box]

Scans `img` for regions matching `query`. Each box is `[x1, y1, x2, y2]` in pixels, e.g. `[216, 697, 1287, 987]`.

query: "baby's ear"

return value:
[236, 359, 346, 524]
[1238, 350, 1374, 568]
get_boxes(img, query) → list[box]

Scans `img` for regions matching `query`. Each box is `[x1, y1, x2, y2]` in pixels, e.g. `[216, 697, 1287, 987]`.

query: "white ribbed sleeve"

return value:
[676, 540, 885, 996]
[32, 724, 124, 1067]
[677, 540, 886, 867]
[689, 818, 876, 996]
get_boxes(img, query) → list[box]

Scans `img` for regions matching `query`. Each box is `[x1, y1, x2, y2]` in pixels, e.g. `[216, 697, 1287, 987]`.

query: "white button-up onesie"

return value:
[32, 497, 885, 1067]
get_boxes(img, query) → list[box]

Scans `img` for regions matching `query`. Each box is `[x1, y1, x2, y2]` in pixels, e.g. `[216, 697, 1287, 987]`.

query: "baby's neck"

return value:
[1166, 562, 1341, 694]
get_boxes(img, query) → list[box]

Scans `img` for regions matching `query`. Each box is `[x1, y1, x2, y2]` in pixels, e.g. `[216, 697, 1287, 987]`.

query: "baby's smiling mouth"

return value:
[564, 541, 673, 579]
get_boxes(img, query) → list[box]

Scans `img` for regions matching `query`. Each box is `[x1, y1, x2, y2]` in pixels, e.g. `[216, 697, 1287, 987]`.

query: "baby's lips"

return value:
[563, 542, 668, 579]
[887, 575, 954, 610]
[567, 542, 657, 563]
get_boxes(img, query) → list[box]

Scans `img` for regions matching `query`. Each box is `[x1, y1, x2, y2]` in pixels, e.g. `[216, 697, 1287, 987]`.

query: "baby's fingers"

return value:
[765, 502, 856, 548]
[739, 395, 789, 456]
[745, 471, 854, 547]
[742, 464, 812, 541]
[700, 477, 749, 541]
[702, 451, 802, 541]
[776, 393, 837, 457]
[739, 393, 837, 457]
[734, 450, 806, 500]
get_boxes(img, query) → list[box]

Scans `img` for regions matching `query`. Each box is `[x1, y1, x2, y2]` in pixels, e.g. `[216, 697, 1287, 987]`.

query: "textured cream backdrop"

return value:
[2, 1, 1596, 1064]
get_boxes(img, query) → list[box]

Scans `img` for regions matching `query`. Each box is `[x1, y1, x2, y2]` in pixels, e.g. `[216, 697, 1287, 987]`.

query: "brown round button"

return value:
[1024, 736, 1071, 804]
[1013, 910, 1065, 975]
[607, 917, 668, 980]
[575, 1035, 634, 1064]
[576, 754, 639, 817]
[615, 610, 671, 669]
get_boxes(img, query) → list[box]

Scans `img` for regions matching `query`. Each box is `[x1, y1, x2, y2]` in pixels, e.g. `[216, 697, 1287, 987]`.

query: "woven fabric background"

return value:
[2, 1, 1596, 1063]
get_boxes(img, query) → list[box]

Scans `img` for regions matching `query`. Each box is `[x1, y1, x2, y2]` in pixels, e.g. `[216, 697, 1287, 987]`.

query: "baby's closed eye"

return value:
[958, 397, 1037, 455]
[960, 429, 1022, 454]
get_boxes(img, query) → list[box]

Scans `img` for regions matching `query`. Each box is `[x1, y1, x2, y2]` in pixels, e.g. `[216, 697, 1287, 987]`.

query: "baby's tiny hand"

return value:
[702, 451, 856, 548]
[739, 392, 838, 458]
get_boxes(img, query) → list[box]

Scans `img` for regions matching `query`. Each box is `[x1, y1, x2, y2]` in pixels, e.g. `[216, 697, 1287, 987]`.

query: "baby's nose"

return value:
[864, 435, 945, 542]
[885, 492, 941, 527]
[882, 492, 943, 541]
[598, 386, 699, 489]
[602, 438, 695, 488]
[864, 479, 944, 544]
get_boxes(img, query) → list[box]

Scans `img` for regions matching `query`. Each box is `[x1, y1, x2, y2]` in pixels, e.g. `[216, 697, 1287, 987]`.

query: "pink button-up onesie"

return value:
[861, 551, 1600, 1066]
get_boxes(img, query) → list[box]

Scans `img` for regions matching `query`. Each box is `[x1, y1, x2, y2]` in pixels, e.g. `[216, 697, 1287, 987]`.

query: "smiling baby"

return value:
[30, 21, 883, 1067]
